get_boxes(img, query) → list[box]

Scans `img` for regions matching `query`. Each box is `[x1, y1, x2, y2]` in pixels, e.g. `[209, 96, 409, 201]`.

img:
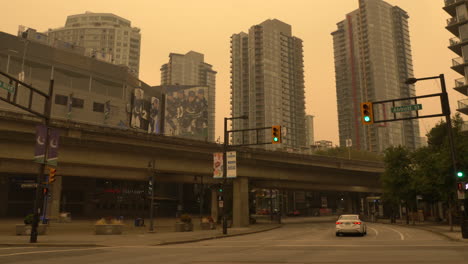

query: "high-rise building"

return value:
[444, 0, 468, 118]
[230, 19, 306, 151]
[160, 51, 216, 142]
[331, 0, 420, 152]
[46, 11, 141, 76]
[305, 115, 315, 147]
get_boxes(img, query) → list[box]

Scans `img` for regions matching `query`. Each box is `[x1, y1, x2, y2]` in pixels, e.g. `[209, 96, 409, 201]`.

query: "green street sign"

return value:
[0, 80, 15, 94]
[391, 104, 422, 113]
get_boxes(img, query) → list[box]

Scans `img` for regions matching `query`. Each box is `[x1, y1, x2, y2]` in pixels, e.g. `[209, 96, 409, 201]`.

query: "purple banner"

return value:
[47, 129, 60, 166]
[34, 125, 47, 163]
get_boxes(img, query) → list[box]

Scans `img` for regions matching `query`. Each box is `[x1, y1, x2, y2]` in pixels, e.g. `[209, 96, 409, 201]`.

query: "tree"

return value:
[381, 146, 416, 224]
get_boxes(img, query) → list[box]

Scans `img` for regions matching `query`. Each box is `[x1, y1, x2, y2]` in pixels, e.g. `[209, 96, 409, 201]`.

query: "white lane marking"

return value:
[382, 226, 405, 240]
[0, 247, 35, 251]
[368, 227, 379, 237]
[0, 246, 121, 257]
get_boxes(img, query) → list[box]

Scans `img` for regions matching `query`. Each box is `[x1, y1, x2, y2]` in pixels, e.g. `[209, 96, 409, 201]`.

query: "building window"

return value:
[55, 94, 68, 105]
[93, 102, 104, 112]
[72, 97, 84, 109]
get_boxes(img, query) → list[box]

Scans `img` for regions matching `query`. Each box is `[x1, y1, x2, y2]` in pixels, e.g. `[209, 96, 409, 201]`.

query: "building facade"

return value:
[0, 31, 154, 131]
[230, 19, 307, 151]
[160, 51, 216, 142]
[332, 0, 420, 152]
[444, 0, 468, 118]
[46, 12, 141, 76]
[305, 115, 315, 147]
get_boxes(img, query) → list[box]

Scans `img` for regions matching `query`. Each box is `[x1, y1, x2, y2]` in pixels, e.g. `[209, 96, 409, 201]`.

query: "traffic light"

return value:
[360, 102, 374, 125]
[457, 171, 464, 178]
[271, 125, 281, 144]
[457, 182, 464, 191]
[218, 184, 223, 193]
[48, 167, 56, 184]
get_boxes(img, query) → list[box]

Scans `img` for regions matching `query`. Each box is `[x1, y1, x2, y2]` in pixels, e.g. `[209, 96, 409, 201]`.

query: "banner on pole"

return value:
[46, 129, 60, 166]
[34, 125, 47, 163]
[213, 152, 223, 178]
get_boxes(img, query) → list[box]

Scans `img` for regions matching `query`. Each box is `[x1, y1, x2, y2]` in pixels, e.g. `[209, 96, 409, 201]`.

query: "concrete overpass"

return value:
[0, 111, 384, 226]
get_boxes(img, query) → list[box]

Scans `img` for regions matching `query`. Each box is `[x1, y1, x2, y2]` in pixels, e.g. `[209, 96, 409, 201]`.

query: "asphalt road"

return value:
[1, 222, 467, 264]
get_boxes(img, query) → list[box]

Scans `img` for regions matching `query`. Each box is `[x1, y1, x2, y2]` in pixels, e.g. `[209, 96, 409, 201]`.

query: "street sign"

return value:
[0, 80, 15, 93]
[458, 190, 465, 200]
[21, 183, 38, 188]
[391, 104, 422, 113]
[226, 151, 237, 178]
[345, 139, 352, 147]
[218, 201, 224, 208]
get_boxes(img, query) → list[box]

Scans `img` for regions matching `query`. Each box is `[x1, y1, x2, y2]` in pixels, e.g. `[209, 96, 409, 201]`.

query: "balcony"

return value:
[443, 0, 466, 17]
[446, 15, 468, 35]
[461, 121, 468, 132]
[454, 77, 468, 95]
[457, 98, 468, 115]
[451, 57, 468, 75]
[449, 37, 464, 55]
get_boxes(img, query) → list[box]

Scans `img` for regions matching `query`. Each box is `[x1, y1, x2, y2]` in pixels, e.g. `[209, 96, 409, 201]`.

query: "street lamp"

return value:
[221, 115, 248, 235]
[406, 74, 462, 230]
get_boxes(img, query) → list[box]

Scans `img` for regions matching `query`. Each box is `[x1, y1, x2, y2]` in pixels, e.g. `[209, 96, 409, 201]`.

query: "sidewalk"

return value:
[0, 217, 281, 247]
[377, 218, 468, 243]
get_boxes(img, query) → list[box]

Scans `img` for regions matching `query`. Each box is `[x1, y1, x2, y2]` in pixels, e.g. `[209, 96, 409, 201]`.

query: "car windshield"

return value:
[339, 215, 359, 220]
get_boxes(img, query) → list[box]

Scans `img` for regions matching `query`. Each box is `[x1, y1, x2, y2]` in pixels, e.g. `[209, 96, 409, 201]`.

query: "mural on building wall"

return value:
[130, 88, 160, 134]
[148, 97, 160, 134]
[164, 86, 208, 140]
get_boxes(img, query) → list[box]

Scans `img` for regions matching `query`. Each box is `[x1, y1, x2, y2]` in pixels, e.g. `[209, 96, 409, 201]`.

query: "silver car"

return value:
[335, 214, 367, 236]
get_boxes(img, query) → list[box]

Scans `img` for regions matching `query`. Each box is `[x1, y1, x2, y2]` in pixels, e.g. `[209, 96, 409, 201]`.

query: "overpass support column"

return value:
[345, 193, 353, 213]
[233, 177, 249, 227]
[211, 188, 218, 222]
[47, 175, 62, 221]
[0, 176, 8, 216]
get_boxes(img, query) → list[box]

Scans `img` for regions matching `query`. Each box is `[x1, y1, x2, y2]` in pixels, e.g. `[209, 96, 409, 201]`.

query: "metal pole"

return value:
[439, 74, 463, 231]
[30, 78, 54, 243]
[149, 160, 155, 233]
[222, 117, 228, 235]
[199, 176, 204, 222]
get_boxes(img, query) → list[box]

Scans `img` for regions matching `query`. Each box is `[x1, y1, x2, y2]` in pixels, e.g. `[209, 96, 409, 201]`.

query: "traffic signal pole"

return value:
[222, 117, 228, 235]
[30, 79, 54, 243]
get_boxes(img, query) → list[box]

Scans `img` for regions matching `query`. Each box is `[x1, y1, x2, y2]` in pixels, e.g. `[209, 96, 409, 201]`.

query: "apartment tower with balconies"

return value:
[332, 0, 421, 152]
[444, 0, 468, 118]
[230, 19, 307, 151]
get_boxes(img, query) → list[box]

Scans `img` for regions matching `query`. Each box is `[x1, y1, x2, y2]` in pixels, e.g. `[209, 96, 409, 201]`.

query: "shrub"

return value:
[180, 214, 192, 223]
[24, 214, 34, 225]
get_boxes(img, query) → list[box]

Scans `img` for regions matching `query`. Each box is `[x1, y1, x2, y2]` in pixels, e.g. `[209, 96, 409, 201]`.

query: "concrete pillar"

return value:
[345, 193, 353, 213]
[47, 175, 62, 220]
[233, 177, 249, 227]
[0, 176, 9, 216]
[211, 188, 218, 222]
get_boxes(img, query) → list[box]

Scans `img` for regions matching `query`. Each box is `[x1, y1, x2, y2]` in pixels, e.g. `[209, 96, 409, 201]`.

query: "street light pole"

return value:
[148, 160, 156, 233]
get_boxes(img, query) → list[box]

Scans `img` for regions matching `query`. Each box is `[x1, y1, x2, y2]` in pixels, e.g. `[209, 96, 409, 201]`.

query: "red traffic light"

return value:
[457, 182, 464, 191]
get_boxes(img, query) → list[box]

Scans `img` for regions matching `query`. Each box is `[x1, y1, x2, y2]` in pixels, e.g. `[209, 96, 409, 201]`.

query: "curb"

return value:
[0, 243, 104, 248]
[380, 223, 463, 242]
[0, 225, 282, 248]
[155, 225, 282, 246]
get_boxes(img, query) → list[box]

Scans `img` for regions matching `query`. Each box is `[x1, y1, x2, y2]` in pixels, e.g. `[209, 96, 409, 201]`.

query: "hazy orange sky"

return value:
[1, 0, 465, 144]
